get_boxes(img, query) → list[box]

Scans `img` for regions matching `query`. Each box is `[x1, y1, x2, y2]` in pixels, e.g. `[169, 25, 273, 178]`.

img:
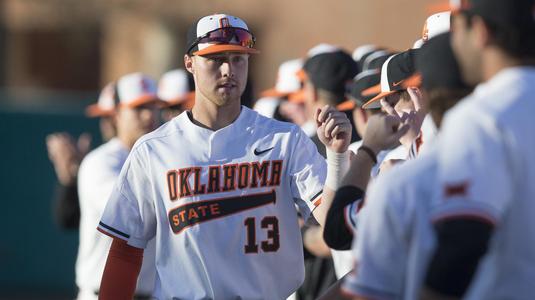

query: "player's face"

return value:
[188, 52, 249, 107]
[116, 103, 160, 144]
[451, 13, 482, 85]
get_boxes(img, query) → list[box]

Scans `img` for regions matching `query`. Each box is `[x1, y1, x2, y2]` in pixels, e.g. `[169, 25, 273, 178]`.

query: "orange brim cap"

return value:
[336, 100, 356, 111]
[402, 74, 422, 89]
[362, 90, 398, 109]
[427, 1, 452, 14]
[85, 104, 115, 118]
[260, 88, 289, 98]
[288, 89, 306, 103]
[362, 83, 382, 97]
[193, 44, 260, 56]
[296, 69, 307, 82]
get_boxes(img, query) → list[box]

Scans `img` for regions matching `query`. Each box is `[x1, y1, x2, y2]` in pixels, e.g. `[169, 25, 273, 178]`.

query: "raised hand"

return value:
[315, 105, 352, 153]
[46, 132, 91, 185]
[361, 114, 410, 154]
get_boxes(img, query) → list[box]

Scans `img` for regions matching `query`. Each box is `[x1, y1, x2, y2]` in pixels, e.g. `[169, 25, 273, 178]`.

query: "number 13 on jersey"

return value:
[244, 216, 280, 253]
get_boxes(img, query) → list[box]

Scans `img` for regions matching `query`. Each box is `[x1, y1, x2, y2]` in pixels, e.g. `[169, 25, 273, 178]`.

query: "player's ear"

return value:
[184, 54, 195, 74]
[473, 15, 490, 49]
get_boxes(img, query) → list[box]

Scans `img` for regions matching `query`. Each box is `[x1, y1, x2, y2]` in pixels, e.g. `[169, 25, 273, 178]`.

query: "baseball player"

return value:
[76, 73, 162, 300]
[333, 32, 472, 300]
[97, 14, 352, 300]
[158, 69, 195, 122]
[254, 58, 304, 122]
[422, 0, 535, 298]
[45, 84, 117, 229]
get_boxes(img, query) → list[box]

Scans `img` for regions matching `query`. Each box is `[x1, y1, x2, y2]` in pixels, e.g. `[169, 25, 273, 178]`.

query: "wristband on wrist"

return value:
[325, 149, 350, 190]
[358, 145, 378, 164]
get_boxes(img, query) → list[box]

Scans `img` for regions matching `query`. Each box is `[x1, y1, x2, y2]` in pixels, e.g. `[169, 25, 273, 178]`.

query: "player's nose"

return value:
[219, 57, 234, 78]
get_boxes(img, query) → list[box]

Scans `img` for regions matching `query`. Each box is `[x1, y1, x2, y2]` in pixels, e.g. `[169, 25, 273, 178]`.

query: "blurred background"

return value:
[1, 0, 441, 298]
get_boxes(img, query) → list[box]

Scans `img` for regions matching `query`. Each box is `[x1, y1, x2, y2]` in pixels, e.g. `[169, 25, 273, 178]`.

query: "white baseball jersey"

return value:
[341, 149, 439, 299]
[433, 67, 535, 300]
[76, 138, 156, 299]
[98, 106, 326, 300]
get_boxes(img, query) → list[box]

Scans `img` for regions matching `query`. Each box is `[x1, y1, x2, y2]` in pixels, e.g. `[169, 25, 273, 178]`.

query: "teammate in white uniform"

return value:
[342, 0, 535, 296]
[76, 73, 161, 300]
[422, 1, 535, 297]
[97, 14, 352, 300]
[337, 32, 473, 300]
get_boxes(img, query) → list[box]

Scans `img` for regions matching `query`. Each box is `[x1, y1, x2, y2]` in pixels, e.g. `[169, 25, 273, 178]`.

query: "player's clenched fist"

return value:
[315, 105, 352, 153]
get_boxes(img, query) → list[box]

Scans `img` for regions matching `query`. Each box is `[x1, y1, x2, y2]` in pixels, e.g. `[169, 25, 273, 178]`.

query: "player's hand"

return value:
[315, 105, 352, 153]
[380, 87, 426, 149]
[361, 114, 410, 154]
[46, 132, 91, 185]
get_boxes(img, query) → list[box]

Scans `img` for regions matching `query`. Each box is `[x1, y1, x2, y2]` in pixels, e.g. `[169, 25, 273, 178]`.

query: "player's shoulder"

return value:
[366, 151, 438, 224]
[79, 138, 127, 174]
[130, 114, 186, 154]
[81, 138, 125, 165]
[370, 151, 437, 204]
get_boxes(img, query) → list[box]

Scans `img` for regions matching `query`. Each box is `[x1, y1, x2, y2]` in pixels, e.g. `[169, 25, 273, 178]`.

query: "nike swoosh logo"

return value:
[392, 80, 404, 87]
[254, 147, 275, 156]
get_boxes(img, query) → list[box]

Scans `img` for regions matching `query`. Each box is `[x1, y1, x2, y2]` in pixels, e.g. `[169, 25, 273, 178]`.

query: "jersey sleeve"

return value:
[98, 146, 157, 249]
[432, 109, 513, 225]
[341, 177, 407, 299]
[287, 127, 327, 221]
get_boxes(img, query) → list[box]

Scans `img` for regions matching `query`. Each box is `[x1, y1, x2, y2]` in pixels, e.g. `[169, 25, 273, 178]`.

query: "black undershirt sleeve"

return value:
[53, 181, 81, 229]
[323, 185, 365, 250]
[424, 218, 494, 297]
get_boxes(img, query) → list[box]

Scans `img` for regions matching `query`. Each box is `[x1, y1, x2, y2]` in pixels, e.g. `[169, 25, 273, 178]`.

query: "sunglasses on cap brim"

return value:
[188, 27, 256, 55]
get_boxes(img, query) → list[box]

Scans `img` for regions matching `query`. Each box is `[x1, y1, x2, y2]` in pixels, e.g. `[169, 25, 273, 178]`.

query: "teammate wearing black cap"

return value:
[423, 0, 535, 298]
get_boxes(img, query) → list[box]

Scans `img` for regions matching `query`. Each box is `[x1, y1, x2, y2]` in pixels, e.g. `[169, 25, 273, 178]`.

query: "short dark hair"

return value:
[428, 87, 473, 127]
[317, 88, 345, 107]
[460, 11, 535, 62]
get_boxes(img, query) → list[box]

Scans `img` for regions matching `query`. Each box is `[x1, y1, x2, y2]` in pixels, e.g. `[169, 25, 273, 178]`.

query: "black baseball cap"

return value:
[303, 50, 359, 97]
[361, 50, 396, 72]
[451, 0, 535, 28]
[416, 32, 469, 91]
[347, 69, 382, 109]
[361, 49, 420, 109]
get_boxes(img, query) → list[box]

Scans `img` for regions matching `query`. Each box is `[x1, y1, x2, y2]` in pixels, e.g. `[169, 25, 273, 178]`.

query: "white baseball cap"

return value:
[86, 82, 116, 117]
[306, 43, 340, 57]
[253, 97, 282, 118]
[413, 39, 424, 49]
[116, 72, 164, 108]
[158, 69, 195, 108]
[186, 14, 259, 56]
[261, 59, 304, 98]
[422, 11, 451, 43]
[352, 44, 379, 62]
